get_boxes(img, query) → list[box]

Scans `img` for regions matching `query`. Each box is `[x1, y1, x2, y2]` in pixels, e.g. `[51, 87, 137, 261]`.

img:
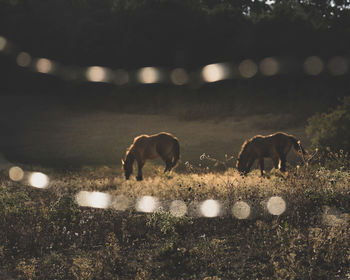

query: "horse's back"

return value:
[133, 132, 177, 159]
[153, 132, 178, 154]
[268, 132, 296, 154]
[249, 132, 293, 156]
[153, 132, 177, 141]
[250, 136, 273, 156]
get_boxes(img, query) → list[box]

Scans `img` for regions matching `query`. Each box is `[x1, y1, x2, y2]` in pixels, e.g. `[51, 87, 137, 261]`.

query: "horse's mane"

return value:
[125, 143, 133, 155]
[237, 135, 264, 159]
[125, 134, 150, 158]
[125, 142, 136, 160]
[237, 139, 249, 160]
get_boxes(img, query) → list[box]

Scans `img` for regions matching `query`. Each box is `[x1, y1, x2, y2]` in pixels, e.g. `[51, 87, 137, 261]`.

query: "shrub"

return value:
[306, 96, 350, 155]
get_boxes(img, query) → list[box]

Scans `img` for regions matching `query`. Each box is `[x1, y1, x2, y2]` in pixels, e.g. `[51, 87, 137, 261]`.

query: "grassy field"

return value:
[1, 160, 350, 279]
[2, 107, 308, 171]
[2, 105, 350, 279]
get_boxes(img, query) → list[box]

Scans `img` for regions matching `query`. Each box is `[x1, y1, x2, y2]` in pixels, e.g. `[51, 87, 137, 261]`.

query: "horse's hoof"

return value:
[136, 176, 143, 181]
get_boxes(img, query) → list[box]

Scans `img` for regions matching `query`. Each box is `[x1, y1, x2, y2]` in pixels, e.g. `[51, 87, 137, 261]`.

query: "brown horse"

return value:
[122, 132, 180, 180]
[236, 132, 307, 176]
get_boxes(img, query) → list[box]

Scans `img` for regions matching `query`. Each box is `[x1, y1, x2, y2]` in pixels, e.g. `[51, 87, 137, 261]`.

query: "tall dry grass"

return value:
[1, 160, 350, 279]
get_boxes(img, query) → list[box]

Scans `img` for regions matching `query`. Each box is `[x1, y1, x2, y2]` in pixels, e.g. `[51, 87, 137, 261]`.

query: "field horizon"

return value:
[1, 102, 309, 173]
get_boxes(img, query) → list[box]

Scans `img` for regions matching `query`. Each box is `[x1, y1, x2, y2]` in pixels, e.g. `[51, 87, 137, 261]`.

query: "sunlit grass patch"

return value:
[1, 162, 350, 279]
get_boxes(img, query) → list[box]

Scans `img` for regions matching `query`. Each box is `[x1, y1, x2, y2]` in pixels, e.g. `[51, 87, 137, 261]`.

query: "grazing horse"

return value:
[236, 132, 307, 176]
[122, 132, 180, 181]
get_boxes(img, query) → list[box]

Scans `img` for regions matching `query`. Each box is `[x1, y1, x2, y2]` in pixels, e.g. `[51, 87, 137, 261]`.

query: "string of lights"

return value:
[0, 35, 349, 87]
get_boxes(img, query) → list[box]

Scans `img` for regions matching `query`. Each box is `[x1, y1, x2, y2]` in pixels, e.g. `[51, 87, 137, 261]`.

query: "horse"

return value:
[122, 132, 180, 181]
[236, 132, 307, 176]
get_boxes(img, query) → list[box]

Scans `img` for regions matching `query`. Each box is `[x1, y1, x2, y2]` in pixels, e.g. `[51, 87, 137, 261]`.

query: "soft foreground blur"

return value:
[1, 163, 350, 279]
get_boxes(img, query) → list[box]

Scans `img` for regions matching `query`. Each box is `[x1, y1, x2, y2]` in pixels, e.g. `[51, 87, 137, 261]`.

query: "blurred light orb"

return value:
[16, 52, 32, 67]
[238, 59, 258, 78]
[88, 192, 112, 208]
[170, 200, 187, 217]
[267, 196, 286, 215]
[137, 67, 160, 84]
[9, 166, 24, 182]
[36, 58, 52, 74]
[328, 56, 348, 76]
[86, 66, 108, 82]
[76, 191, 112, 209]
[200, 199, 220, 218]
[202, 63, 229, 83]
[112, 194, 130, 211]
[29, 172, 49, 188]
[114, 69, 129, 85]
[136, 196, 158, 213]
[260, 57, 279, 76]
[0, 36, 7, 51]
[232, 201, 251, 219]
[171, 68, 189, 85]
[304, 56, 324, 76]
[75, 191, 91, 207]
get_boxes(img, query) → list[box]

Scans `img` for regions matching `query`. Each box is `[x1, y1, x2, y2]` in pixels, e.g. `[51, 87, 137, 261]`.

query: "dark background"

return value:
[1, 0, 350, 166]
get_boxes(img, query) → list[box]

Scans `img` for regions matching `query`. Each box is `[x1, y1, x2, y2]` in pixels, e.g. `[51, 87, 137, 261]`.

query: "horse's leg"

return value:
[246, 158, 255, 173]
[270, 156, 280, 174]
[279, 153, 287, 172]
[164, 157, 172, 172]
[156, 146, 170, 172]
[259, 158, 264, 176]
[136, 160, 145, 181]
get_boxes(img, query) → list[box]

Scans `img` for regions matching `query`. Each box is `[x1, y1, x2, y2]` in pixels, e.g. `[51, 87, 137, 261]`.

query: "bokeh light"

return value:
[171, 68, 189, 85]
[328, 56, 348, 76]
[267, 196, 286, 215]
[76, 191, 112, 209]
[232, 201, 251, 219]
[0, 36, 7, 51]
[16, 52, 32, 67]
[202, 63, 230, 83]
[29, 172, 49, 188]
[9, 166, 24, 182]
[304, 56, 324, 75]
[36, 58, 53, 74]
[238, 59, 258, 78]
[137, 67, 160, 84]
[170, 200, 187, 217]
[114, 69, 129, 85]
[260, 57, 279, 76]
[86, 66, 108, 82]
[76, 191, 91, 207]
[136, 196, 158, 213]
[111, 194, 130, 211]
[200, 199, 221, 218]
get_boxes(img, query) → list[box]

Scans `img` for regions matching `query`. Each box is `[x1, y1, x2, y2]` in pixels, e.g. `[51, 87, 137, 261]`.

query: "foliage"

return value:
[306, 96, 350, 167]
[0, 0, 349, 69]
[147, 210, 193, 259]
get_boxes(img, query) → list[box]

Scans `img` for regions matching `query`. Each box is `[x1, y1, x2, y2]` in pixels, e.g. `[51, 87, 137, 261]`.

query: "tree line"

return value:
[1, 0, 350, 69]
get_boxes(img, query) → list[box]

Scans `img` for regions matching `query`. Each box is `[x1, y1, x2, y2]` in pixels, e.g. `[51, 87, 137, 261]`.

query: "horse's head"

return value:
[236, 141, 252, 175]
[236, 157, 249, 175]
[121, 158, 133, 180]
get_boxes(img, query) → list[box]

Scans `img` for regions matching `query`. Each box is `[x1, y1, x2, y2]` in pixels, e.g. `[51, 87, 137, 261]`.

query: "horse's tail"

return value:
[290, 136, 307, 158]
[171, 138, 180, 170]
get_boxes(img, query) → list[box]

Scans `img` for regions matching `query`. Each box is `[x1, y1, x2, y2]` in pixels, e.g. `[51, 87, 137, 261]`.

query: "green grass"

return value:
[1, 163, 350, 279]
